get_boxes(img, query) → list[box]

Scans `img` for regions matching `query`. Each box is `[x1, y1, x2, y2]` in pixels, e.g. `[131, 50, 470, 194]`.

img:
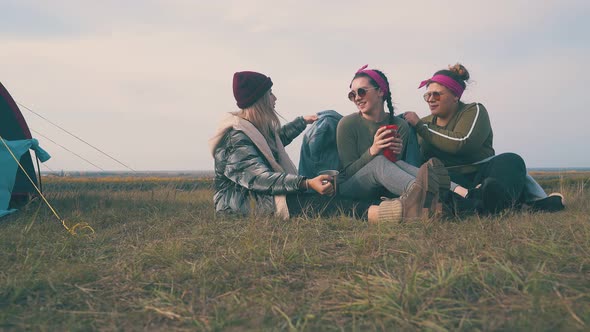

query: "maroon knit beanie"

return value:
[232, 71, 273, 109]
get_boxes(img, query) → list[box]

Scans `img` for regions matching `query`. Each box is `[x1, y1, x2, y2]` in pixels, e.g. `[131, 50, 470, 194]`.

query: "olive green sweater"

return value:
[337, 112, 409, 179]
[416, 102, 494, 171]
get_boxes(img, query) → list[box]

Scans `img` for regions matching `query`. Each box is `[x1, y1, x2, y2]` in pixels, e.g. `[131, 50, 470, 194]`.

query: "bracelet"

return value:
[305, 179, 309, 191]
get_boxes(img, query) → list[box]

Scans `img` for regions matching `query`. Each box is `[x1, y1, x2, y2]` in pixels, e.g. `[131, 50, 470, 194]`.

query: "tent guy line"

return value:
[39, 161, 55, 172]
[31, 128, 105, 171]
[17, 102, 136, 172]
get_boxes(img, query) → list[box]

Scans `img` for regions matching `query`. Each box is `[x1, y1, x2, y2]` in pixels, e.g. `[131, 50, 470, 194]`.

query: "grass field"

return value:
[0, 172, 589, 331]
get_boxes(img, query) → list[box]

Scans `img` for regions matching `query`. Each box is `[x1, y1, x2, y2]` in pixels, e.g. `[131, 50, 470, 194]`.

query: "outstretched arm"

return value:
[278, 116, 310, 146]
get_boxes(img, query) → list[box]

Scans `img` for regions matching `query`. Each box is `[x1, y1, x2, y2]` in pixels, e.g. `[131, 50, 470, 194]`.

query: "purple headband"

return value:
[355, 64, 389, 95]
[418, 74, 465, 98]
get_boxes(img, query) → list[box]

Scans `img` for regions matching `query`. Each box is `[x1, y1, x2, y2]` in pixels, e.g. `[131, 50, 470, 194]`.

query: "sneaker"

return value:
[399, 161, 440, 220]
[528, 193, 565, 212]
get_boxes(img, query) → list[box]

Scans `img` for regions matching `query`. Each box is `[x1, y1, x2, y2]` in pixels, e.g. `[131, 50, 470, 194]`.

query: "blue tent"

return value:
[0, 82, 50, 217]
[1, 139, 50, 217]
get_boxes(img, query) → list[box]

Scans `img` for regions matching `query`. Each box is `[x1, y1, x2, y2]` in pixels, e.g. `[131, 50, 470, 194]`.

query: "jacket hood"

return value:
[317, 110, 342, 120]
[209, 113, 240, 156]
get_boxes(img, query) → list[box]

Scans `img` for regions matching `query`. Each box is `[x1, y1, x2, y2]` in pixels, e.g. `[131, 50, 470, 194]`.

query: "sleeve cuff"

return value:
[360, 149, 375, 164]
[298, 176, 309, 192]
[415, 120, 429, 135]
[295, 116, 307, 130]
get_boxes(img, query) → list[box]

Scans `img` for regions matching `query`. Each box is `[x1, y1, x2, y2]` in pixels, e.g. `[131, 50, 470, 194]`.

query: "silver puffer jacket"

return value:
[212, 117, 307, 216]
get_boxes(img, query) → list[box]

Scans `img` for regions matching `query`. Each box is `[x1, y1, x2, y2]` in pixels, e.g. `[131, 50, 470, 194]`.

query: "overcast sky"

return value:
[1, 0, 588, 171]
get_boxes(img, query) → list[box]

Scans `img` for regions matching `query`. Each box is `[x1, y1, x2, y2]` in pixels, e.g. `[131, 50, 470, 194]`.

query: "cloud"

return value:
[1, 0, 588, 170]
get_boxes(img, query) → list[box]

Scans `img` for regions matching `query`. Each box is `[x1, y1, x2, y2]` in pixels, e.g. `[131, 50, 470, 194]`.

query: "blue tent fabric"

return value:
[0, 138, 50, 218]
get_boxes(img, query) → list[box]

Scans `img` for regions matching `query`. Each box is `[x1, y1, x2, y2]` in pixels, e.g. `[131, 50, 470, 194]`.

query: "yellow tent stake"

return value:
[0, 135, 94, 235]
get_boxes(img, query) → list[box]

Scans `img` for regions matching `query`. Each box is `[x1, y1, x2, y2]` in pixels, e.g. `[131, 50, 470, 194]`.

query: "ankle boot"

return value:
[399, 161, 440, 220]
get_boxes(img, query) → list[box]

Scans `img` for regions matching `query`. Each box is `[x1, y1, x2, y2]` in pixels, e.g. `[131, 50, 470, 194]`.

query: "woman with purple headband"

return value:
[336, 65, 452, 220]
[209, 70, 439, 224]
[404, 63, 564, 213]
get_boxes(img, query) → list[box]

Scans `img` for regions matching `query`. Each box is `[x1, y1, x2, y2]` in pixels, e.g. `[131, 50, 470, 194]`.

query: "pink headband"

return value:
[355, 64, 389, 95]
[418, 74, 465, 98]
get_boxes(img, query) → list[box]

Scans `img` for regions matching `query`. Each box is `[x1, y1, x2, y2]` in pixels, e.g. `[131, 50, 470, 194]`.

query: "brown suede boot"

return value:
[399, 161, 440, 220]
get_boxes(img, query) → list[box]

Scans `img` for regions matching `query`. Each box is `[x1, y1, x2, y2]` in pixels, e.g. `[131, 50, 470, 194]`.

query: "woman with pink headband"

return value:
[209, 70, 439, 224]
[404, 63, 564, 213]
[336, 65, 451, 220]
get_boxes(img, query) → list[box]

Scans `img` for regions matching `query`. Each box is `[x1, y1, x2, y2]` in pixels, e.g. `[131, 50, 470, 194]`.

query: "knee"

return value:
[496, 153, 526, 173]
[369, 155, 396, 178]
[370, 155, 389, 167]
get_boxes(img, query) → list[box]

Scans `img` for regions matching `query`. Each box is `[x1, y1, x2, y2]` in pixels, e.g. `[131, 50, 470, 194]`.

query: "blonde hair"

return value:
[234, 90, 280, 153]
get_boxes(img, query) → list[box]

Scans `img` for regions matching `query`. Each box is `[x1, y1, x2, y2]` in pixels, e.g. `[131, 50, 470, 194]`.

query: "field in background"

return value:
[0, 172, 588, 331]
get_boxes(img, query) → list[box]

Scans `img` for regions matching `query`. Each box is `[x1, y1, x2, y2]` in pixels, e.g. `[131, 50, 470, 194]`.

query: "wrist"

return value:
[299, 177, 308, 191]
[369, 147, 378, 156]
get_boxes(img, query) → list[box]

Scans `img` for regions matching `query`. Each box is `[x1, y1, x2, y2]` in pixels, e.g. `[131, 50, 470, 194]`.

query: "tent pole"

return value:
[35, 153, 43, 194]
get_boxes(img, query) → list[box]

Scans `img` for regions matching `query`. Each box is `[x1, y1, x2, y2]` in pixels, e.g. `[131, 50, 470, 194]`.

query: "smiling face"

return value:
[425, 82, 459, 118]
[269, 89, 277, 110]
[350, 76, 383, 116]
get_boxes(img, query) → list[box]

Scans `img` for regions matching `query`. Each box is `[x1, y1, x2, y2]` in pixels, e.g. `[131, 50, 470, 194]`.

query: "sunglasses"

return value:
[348, 87, 377, 101]
[423, 91, 446, 101]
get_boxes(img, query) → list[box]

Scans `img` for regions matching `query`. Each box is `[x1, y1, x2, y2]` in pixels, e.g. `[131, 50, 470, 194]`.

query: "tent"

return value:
[1, 81, 49, 216]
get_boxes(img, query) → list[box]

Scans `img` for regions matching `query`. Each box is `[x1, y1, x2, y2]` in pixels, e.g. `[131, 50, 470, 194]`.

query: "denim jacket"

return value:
[299, 110, 423, 178]
[298, 110, 342, 178]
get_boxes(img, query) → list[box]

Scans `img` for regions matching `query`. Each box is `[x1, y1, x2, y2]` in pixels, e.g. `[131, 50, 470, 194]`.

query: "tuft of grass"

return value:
[0, 173, 588, 330]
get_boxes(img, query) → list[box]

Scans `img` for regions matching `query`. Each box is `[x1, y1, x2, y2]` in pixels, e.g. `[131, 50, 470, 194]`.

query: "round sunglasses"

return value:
[423, 91, 446, 102]
[348, 87, 377, 101]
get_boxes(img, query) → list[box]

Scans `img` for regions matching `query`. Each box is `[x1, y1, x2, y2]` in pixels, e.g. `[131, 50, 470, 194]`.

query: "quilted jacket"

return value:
[211, 116, 307, 217]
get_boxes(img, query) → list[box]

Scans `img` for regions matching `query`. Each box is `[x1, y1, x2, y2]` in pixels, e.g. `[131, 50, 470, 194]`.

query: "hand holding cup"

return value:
[380, 125, 400, 162]
[308, 175, 334, 195]
[315, 170, 339, 196]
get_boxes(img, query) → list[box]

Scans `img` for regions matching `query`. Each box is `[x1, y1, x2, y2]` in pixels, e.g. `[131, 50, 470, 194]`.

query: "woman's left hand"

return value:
[303, 114, 318, 124]
[403, 112, 420, 127]
[388, 136, 403, 155]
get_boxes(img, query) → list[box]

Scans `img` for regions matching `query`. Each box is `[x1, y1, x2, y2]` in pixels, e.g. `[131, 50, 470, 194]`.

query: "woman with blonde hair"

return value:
[209, 71, 437, 223]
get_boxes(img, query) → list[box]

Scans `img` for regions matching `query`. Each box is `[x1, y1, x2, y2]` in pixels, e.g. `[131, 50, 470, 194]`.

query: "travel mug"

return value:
[380, 124, 399, 162]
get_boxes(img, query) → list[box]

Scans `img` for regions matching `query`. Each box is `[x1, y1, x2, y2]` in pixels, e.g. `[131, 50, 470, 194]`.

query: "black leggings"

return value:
[450, 153, 527, 213]
[286, 194, 375, 221]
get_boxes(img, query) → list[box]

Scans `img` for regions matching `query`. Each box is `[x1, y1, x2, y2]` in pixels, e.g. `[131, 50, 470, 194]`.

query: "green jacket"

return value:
[416, 102, 494, 171]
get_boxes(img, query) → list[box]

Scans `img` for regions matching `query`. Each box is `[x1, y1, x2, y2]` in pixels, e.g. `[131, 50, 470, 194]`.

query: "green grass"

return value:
[0, 174, 589, 331]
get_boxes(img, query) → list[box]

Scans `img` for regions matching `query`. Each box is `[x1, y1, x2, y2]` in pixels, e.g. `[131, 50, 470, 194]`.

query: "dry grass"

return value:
[0, 174, 588, 331]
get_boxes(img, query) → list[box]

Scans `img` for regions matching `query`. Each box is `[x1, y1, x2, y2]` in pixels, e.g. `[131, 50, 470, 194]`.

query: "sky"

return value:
[1, 0, 589, 171]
